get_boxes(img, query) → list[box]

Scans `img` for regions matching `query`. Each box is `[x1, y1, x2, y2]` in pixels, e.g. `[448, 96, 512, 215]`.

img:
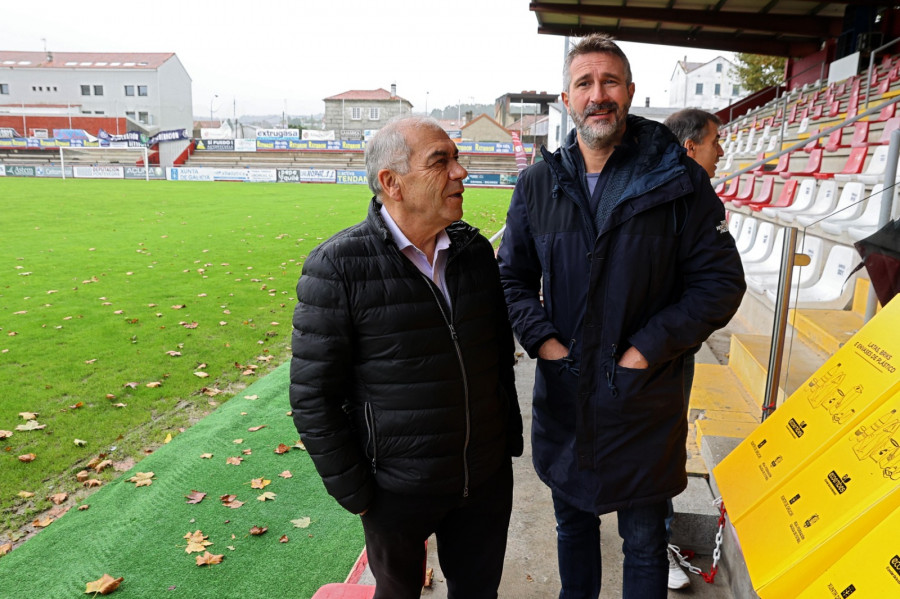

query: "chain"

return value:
[668, 497, 727, 584]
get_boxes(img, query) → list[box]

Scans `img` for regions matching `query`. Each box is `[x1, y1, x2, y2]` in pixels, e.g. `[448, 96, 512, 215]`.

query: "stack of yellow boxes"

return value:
[714, 297, 900, 598]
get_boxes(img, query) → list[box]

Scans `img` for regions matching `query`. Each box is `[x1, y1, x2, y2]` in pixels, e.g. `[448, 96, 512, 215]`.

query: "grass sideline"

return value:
[0, 361, 366, 598]
[0, 177, 512, 535]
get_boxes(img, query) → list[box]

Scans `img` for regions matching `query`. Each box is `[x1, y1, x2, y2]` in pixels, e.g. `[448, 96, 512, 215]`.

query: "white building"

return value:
[669, 56, 742, 111]
[0, 51, 192, 166]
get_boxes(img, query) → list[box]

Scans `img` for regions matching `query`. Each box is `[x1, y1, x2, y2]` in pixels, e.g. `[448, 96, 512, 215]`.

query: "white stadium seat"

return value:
[764, 244, 860, 309]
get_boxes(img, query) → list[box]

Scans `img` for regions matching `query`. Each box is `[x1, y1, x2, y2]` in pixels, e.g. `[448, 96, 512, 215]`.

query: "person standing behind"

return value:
[497, 34, 745, 599]
[661, 106, 727, 589]
[664, 108, 725, 178]
[290, 116, 523, 599]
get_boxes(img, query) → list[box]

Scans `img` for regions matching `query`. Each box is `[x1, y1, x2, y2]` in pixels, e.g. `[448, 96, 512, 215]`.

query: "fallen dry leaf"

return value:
[185, 490, 207, 505]
[279, 535, 289, 543]
[127, 472, 155, 487]
[84, 573, 123, 595]
[69, 402, 84, 410]
[200, 453, 213, 459]
[293, 439, 306, 451]
[0, 542, 12, 556]
[182, 322, 198, 329]
[424, 567, 434, 588]
[78, 504, 90, 511]
[184, 530, 212, 554]
[193, 371, 209, 378]
[164, 433, 173, 444]
[171, 304, 186, 310]
[226, 457, 243, 466]
[146, 381, 162, 388]
[93, 459, 113, 473]
[17, 491, 35, 499]
[257, 492, 276, 501]
[123, 382, 138, 389]
[18, 453, 36, 463]
[165, 350, 182, 357]
[16, 421, 46, 431]
[19, 412, 38, 420]
[274, 443, 291, 454]
[278, 470, 292, 479]
[244, 394, 258, 400]
[250, 478, 270, 490]
[241, 449, 252, 455]
[195, 551, 223, 566]
[248, 425, 266, 432]
[249, 525, 267, 536]
[49, 492, 68, 505]
[291, 517, 311, 529]
[232, 438, 243, 444]
[76, 470, 90, 482]
[0, 430, 12, 439]
[84, 479, 103, 488]
[33, 516, 53, 528]
[74, 439, 87, 447]
[223, 498, 244, 509]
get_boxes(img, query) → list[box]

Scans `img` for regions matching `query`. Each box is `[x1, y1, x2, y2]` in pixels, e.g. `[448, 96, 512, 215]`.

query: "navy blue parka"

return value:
[497, 116, 745, 514]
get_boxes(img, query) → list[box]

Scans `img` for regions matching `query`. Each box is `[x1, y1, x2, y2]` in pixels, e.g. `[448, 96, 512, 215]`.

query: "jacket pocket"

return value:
[602, 359, 683, 420]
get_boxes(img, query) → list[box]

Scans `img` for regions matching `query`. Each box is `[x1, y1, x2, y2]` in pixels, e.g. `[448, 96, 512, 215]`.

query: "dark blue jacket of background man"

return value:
[497, 115, 746, 515]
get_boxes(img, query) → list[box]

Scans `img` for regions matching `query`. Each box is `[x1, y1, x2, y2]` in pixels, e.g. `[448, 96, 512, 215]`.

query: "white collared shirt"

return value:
[380, 205, 452, 308]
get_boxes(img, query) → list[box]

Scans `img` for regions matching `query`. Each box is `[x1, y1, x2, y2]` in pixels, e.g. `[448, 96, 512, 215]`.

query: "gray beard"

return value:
[570, 103, 629, 150]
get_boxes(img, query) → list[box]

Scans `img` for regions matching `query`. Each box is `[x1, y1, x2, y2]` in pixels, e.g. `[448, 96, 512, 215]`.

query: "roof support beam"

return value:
[535, 25, 821, 57]
[528, 2, 843, 37]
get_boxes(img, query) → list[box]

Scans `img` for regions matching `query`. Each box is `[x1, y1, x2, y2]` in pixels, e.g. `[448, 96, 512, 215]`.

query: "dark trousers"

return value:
[361, 461, 513, 599]
[553, 493, 669, 599]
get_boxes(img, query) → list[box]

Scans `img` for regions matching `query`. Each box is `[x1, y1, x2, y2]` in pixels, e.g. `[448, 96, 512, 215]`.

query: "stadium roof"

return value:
[528, 1, 884, 57]
[0, 51, 176, 69]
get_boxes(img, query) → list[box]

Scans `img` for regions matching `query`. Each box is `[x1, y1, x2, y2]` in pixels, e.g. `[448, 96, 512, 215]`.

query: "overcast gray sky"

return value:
[2, 0, 734, 118]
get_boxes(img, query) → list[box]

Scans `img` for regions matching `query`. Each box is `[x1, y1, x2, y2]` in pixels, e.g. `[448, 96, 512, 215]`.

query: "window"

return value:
[138, 85, 148, 96]
[138, 111, 149, 124]
[714, 83, 721, 96]
[0, 83, 8, 94]
[125, 85, 135, 96]
[368, 107, 380, 120]
[350, 107, 362, 120]
[93, 85, 104, 96]
[695, 83, 703, 95]
[733, 85, 741, 96]
[94, 111, 105, 115]
[126, 111, 136, 119]
[81, 85, 91, 95]
[716, 63, 723, 73]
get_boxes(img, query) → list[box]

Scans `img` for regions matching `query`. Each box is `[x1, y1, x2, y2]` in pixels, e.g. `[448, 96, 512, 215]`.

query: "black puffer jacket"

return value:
[290, 199, 523, 514]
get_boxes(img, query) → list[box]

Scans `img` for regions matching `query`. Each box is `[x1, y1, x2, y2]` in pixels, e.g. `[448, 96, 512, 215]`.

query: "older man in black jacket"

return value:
[290, 116, 523, 599]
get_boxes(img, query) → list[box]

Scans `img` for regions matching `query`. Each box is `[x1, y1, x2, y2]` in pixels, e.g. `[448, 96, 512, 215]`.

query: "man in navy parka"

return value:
[497, 34, 746, 598]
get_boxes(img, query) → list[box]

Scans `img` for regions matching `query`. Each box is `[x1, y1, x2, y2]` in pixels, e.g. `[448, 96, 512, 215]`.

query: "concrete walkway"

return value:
[360, 347, 735, 598]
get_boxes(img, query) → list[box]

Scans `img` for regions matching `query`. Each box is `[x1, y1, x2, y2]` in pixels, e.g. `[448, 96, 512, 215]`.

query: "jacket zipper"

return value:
[364, 402, 377, 473]
[422, 274, 471, 498]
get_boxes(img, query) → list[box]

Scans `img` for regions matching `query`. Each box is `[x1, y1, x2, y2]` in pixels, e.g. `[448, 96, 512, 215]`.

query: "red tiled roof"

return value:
[0, 51, 175, 69]
[462, 113, 509, 133]
[324, 88, 410, 103]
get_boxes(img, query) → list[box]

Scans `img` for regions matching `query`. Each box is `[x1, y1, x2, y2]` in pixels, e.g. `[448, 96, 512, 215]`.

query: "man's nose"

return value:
[451, 160, 467, 180]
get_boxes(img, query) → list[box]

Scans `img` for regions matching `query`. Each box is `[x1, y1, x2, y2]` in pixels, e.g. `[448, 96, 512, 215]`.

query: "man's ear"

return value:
[378, 169, 402, 202]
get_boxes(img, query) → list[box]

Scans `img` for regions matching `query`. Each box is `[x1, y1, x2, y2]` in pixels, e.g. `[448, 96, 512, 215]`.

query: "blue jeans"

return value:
[553, 493, 669, 599]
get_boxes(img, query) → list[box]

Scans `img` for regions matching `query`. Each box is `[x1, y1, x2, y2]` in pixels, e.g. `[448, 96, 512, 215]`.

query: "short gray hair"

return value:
[563, 33, 633, 92]
[365, 116, 447, 197]
[664, 108, 722, 145]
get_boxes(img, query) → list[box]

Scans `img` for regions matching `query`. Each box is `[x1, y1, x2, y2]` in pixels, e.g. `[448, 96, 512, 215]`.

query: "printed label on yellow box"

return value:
[734, 393, 900, 593]
[794, 503, 900, 599]
[715, 298, 900, 523]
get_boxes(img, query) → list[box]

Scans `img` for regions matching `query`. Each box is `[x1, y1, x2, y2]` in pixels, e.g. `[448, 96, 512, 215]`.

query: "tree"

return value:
[733, 53, 787, 93]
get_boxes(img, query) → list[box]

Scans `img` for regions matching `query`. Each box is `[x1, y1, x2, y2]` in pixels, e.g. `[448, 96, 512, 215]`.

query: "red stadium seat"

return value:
[750, 178, 797, 212]
[779, 148, 822, 178]
[733, 175, 775, 209]
[814, 146, 868, 180]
